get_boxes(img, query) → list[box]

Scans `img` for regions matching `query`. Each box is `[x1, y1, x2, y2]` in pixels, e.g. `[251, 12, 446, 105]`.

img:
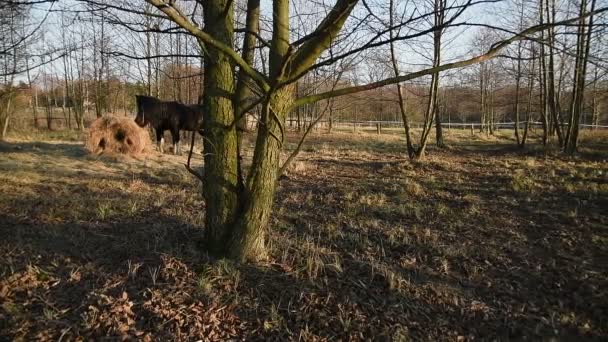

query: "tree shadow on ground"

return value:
[0, 140, 87, 156]
[274, 144, 607, 339]
[0, 201, 447, 340]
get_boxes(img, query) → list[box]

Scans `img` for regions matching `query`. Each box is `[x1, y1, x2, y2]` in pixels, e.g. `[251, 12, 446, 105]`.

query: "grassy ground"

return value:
[0, 128, 607, 341]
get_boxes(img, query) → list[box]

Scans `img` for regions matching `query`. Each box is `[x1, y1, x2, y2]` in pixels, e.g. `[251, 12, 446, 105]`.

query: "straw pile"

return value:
[85, 116, 150, 155]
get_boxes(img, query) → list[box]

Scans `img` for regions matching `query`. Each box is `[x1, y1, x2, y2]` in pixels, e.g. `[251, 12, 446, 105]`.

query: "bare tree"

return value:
[415, 0, 448, 157]
[1, 3, 27, 139]
[565, 0, 597, 154]
[520, 45, 537, 148]
[389, 0, 415, 159]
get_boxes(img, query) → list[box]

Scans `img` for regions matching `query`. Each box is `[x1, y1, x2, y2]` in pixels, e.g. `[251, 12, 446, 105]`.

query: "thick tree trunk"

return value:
[228, 86, 293, 261]
[226, 0, 292, 262]
[201, 0, 240, 256]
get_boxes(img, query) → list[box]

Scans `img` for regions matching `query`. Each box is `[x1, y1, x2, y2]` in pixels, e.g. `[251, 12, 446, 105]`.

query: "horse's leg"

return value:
[171, 129, 181, 155]
[156, 129, 164, 154]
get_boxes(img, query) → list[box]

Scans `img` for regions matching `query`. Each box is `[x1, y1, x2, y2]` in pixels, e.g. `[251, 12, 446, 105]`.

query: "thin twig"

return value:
[184, 131, 203, 182]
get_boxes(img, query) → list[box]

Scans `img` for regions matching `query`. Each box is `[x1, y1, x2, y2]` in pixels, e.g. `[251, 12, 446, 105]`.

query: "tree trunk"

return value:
[62, 57, 70, 129]
[388, 0, 415, 159]
[145, 6, 152, 96]
[1, 96, 12, 140]
[44, 72, 53, 130]
[480, 64, 486, 133]
[234, 0, 261, 183]
[545, 0, 563, 145]
[26, 55, 38, 129]
[33, 87, 39, 129]
[155, 32, 160, 98]
[591, 68, 599, 129]
[538, 42, 548, 145]
[514, 49, 522, 145]
[201, 0, 241, 256]
[565, 0, 595, 154]
[228, 86, 294, 261]
[296, 82, 302, 132]
[416, 0, 444, 158]
[489, 81, 495, 135]
[521, 48, 536, 149]
[435, 100, 444, 146]
[327, 100, 334, 134]
[221, 0, 293, 261]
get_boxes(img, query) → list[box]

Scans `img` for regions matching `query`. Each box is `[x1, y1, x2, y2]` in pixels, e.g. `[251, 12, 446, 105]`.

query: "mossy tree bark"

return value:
[225, 0, 293, 261]
[201, 0, 240, 256]
[234, 0, 261, 167]
[228, 86, 294, 261]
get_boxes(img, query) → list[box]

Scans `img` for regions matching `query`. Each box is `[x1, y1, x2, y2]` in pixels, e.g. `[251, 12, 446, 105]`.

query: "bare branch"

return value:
[292, 6, 608, 108]
[145, 0, 270, 91]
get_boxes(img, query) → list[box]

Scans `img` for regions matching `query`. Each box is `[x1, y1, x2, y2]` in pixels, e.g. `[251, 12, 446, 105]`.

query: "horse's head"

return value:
[134, 95, 148, 127]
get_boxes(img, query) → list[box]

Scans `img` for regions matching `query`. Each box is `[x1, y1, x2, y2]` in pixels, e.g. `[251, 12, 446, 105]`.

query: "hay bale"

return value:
[85, 116, 150, 155]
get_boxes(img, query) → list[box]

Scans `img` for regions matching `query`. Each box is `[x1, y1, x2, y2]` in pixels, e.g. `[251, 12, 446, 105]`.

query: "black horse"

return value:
[134, 95, 203, 155]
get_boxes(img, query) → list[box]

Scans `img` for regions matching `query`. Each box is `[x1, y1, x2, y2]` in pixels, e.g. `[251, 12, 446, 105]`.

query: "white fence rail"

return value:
[285, 119, 608, 130]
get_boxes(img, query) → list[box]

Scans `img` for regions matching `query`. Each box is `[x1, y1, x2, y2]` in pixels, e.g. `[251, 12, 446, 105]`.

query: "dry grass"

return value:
[85, 116, 151, 156]
[0, 128, 607, 340]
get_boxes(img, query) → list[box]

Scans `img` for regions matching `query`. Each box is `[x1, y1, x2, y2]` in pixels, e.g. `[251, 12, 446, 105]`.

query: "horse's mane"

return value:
[136, 95, 164, 125]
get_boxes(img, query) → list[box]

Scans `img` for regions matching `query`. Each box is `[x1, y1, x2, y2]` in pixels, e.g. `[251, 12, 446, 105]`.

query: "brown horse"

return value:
[134, 95, 203, 154]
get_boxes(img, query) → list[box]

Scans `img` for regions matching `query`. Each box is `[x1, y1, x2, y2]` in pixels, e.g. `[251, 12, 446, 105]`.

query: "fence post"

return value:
[470, 123, 474, 136]
[376, 123, 381, 135]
